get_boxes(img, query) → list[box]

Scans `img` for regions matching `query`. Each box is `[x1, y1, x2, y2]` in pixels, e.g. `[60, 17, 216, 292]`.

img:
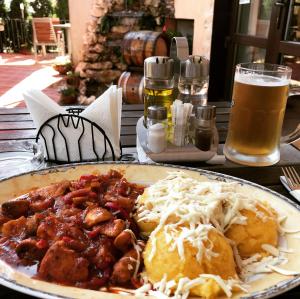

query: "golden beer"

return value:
[224, 63, 291, 166]
[226, 79, 288, 154]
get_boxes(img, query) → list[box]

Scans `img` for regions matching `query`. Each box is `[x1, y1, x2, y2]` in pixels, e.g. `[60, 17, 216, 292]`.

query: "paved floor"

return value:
[0, 53, 65, 108]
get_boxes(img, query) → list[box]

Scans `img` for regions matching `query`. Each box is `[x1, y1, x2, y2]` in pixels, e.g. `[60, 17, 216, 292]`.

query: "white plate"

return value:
[0, 162, 300, 299]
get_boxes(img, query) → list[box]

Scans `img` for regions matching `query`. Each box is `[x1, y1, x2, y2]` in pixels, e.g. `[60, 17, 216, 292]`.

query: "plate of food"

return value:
[0, 162, 300, 299]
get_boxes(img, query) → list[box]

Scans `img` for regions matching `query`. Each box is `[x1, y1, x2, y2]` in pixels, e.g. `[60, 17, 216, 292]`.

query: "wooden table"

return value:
[0, 99, 299, 298]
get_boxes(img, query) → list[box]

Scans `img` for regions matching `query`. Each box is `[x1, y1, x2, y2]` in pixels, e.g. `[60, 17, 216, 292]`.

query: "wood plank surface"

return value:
[0, 121, 35, 130]
[0, 102, 231, 115]
[0, 114, 32, 122]
[0, 130, 36, 140]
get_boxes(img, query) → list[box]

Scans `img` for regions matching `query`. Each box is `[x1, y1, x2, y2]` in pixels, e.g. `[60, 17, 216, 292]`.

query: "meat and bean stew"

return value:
[0, 170, 145, 290]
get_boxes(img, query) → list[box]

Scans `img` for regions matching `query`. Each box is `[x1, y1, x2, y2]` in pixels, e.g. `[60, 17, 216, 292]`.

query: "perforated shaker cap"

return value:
[144, 56, 174, 80]
[196, 105, 216, 120]
[147, 105, 167, 120]
[181, 55, 209, 79]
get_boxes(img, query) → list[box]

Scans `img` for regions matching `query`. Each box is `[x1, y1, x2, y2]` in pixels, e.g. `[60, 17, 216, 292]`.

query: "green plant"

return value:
[55, 0, 69, 21]
[53, 61, 73, 74]
[99, 15, 118, 34]
[59, 86, 78, 97]
[30, 0, 53, 17]
[66, 71, 80, 88]
[9, 0, 28, 19]
[66, 71, 80, 77]
[0, 0, 7, 18]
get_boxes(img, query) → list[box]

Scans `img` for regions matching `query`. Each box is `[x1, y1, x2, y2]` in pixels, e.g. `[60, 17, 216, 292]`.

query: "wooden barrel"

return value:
[118, 72, 144, 104]
[122, 31, 168, 67]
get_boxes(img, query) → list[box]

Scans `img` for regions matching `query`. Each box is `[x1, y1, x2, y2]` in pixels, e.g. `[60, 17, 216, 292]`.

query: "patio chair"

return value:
[32, 17, 65, 60]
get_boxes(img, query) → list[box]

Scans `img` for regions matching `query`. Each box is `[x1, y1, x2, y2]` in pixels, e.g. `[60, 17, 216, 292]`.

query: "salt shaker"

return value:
[194, 105, 218, 153]
[147, 106, 168, 128]
[147, 123, 167, 153]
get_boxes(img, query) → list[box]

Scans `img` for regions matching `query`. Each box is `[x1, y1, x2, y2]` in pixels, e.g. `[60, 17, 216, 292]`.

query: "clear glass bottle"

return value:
[194, 106, 219, 155]
[178, 55, 209, 107]
[144, 56, 174, 127]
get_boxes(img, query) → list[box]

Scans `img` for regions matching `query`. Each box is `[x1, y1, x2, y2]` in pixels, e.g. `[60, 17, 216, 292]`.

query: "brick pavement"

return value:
[0, 53, 65, 108]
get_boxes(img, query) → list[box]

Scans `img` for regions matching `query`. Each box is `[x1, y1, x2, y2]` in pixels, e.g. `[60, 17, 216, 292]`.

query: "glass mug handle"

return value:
[280, 123, 300, 144]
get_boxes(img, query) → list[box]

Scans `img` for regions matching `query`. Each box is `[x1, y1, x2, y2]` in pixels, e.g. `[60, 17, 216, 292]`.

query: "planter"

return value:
[53, 63, 73, 75]
[59, 94, 78, 105]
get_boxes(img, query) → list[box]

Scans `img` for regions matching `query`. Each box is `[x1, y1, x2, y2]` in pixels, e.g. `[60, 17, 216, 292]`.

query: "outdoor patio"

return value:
[0, 53, 63, 108]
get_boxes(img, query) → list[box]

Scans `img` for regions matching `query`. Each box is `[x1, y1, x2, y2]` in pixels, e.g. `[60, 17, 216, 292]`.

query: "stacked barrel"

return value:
[118, 31, 168, 104]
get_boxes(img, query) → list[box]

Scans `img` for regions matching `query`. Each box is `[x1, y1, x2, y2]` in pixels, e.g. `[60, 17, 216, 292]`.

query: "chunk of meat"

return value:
[30, 181, 70, 200]
[93, 237, 116, 269]
[29, 197, 54, 213]
[115, 178, 132, 196]
[0, 212, 11, 228]
[38, 241, 89, 282]
[111, 248, 141, 285]
[84, 207, 112, 228]
[36, 216, 60, 241]
[55, 206, 82, 225]
[104, 194, 135, 211]
[113, 230, 134, 252]
[63, 188, 97, 204]
[25, 215, 39, 236]
[2, 216, 27, 238]
[97, 219, 126, 238]
[37, 216, 88, 250]
[15, 238, 47, 261]
[1, 199, 30, 219]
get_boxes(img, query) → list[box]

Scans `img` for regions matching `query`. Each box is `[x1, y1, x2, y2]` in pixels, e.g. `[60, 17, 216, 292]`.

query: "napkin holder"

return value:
[35, 109, 118, 164]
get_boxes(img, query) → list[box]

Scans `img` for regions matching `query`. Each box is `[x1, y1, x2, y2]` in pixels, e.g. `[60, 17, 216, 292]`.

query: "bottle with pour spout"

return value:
[143, 56, 174, 128]
[178, 55, 209, 107]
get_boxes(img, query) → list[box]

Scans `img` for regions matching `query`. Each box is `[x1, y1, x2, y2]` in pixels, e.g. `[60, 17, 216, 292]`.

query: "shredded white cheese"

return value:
[136, 171, 267, 262]
[133, 171, 299, 298]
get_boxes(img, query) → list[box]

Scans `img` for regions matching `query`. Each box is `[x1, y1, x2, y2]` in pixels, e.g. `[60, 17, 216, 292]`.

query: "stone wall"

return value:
[76, 0, 174, 104]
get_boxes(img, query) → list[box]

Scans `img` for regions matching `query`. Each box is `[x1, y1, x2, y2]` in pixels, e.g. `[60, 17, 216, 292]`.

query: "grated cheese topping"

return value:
[134, 171, 300, 298]
[136, 171, 267, 261]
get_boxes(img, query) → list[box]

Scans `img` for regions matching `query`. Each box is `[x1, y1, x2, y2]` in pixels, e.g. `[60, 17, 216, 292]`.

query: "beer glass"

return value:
[224, 63, 296, 166]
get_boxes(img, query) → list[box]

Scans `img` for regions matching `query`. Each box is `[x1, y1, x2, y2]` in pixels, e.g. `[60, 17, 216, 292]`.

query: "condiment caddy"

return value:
[139, 39, 219, 163]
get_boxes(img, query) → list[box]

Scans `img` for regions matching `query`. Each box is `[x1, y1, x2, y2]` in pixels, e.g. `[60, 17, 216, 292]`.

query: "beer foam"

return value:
[235, 73, 289, 87]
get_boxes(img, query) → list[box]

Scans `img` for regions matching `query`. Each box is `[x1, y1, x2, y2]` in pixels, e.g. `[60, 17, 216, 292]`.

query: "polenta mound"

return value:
[134, 171, 286, 298]
[144, 227, 237, 298]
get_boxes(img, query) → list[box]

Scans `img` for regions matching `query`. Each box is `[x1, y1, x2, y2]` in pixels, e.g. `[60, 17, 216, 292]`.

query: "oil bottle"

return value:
[178, 55, 209, 107]
[143, 56, 174, 128]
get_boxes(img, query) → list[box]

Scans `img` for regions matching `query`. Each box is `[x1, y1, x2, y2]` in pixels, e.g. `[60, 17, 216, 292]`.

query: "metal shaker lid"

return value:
[181, 55, 209, 79]
[147, 105, 167, 120]
[144, 56, 174, 80]
[196, 105, 216, 120]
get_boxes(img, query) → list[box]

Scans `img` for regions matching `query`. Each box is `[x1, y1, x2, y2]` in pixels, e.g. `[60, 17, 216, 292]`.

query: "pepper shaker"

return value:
[194, 105, 219, 153]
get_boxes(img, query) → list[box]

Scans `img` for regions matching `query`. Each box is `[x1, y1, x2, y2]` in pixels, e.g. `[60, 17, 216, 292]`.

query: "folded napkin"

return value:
[23, 86, 122, 162]
[280, 176, 300, 202]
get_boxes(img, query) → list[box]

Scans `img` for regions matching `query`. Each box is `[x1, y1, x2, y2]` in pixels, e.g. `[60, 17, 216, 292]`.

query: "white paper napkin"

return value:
[23, 86, 122, 162]
[280, 176, 300, 202]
